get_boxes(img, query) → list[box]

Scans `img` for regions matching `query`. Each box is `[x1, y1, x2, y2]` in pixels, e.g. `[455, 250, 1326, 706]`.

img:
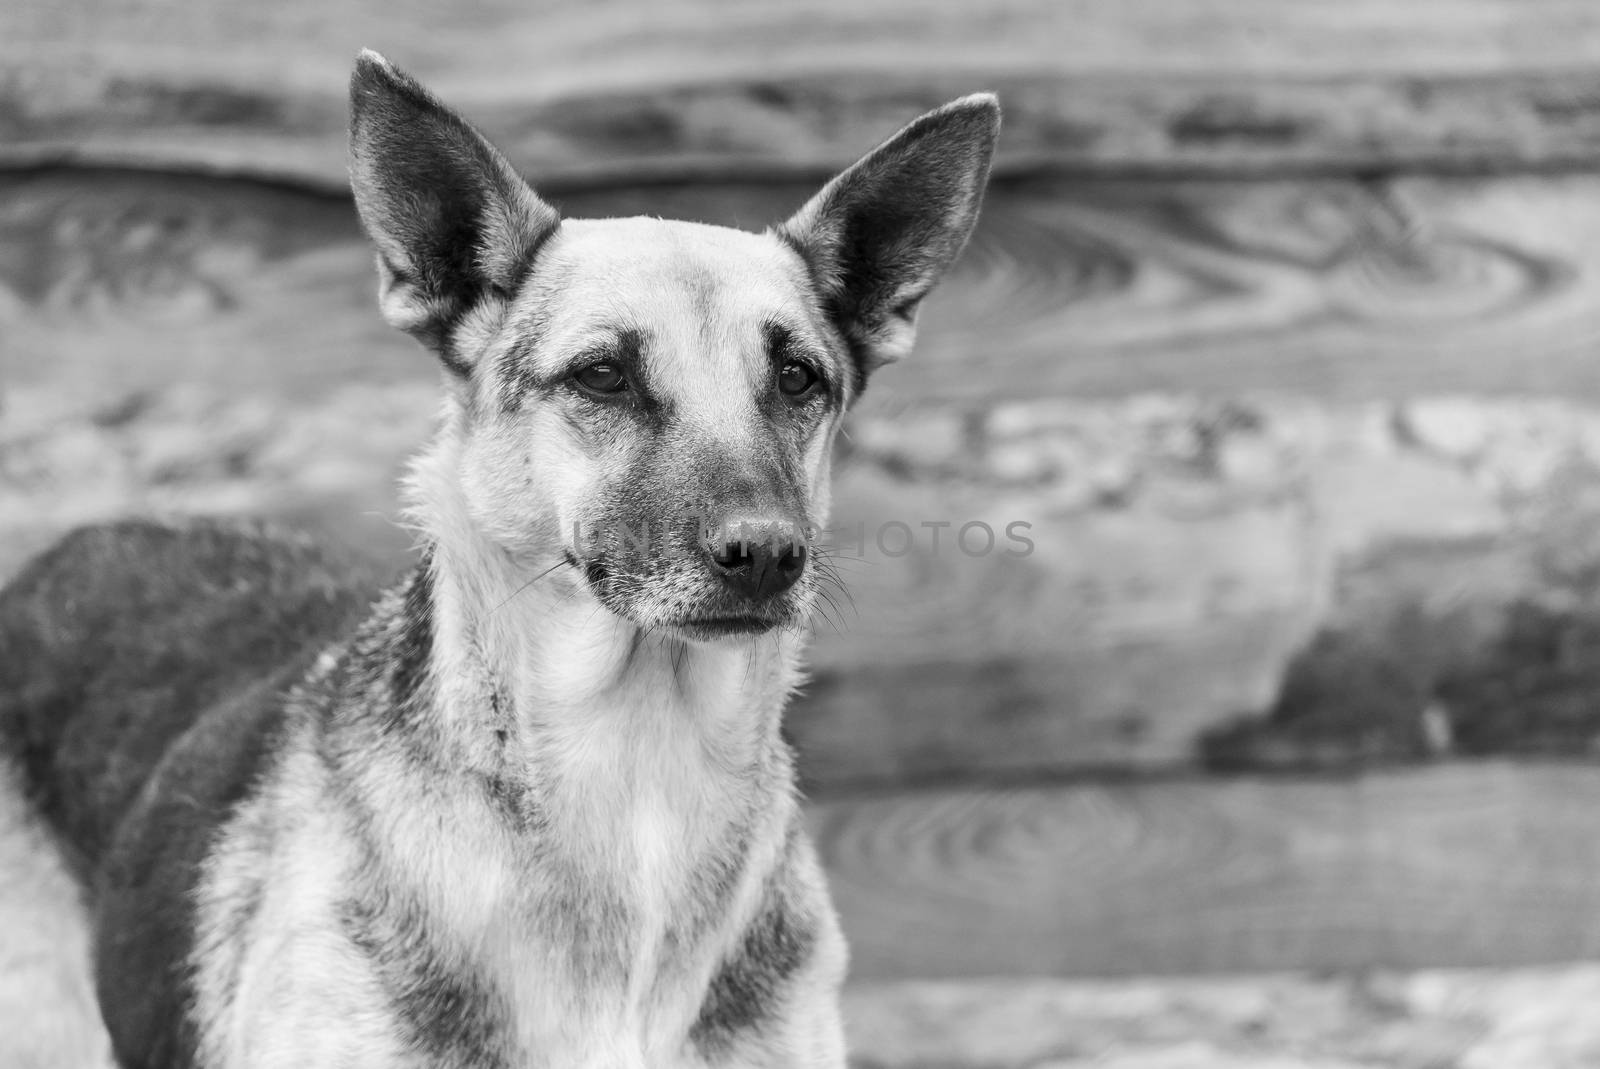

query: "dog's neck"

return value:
[284, 414, 815, 1043]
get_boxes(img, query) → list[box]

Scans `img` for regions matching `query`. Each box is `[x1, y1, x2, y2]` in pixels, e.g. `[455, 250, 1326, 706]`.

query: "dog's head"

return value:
[349, 51, 997, 641]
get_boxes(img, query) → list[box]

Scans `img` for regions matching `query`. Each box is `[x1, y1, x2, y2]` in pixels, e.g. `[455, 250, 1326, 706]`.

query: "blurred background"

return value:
[8, 1, 1600, 1066]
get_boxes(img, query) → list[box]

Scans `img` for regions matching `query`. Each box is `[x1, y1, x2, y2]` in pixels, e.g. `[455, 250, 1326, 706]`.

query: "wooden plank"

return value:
[5, 1, 1600, 184]
[893, 173, 1600, 408]
[811, 764, 1600, 978]
[842, 968, 1600, 1067]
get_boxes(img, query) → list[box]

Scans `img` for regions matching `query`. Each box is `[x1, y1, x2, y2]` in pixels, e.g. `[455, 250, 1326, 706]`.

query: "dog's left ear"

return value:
[348, 49, 559, 369]
[777, 94, 1000, 388]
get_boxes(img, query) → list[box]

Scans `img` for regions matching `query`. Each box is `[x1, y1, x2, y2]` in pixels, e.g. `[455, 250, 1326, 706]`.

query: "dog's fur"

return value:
[0, 52, 997, 1068]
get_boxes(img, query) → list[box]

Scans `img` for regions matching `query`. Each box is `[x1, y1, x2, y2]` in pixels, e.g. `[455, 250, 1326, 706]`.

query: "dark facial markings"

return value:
[499, 326, 660, 418]
[501, 317, 842, 428]
[559, 328, 648, 399]
[762, 320, 838, 432]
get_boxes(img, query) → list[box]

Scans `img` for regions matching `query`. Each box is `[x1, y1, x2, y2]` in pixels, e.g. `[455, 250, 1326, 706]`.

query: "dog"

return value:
[0, 50, 998, 1068]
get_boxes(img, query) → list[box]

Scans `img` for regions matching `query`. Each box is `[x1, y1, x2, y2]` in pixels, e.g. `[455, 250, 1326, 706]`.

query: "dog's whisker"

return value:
[489, 559, 570, 615]
[815, 594, 850, 637]
[807, 560, 858, 624]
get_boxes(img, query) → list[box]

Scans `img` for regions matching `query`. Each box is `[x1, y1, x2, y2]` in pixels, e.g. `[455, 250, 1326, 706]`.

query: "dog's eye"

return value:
[572, 363, 628, 395]
[777, 361, 820, 398]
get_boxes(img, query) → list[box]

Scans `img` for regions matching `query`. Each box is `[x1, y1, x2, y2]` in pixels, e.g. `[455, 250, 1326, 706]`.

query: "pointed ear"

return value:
[348, 50, 559, 372]
[776, 94, 999, 389]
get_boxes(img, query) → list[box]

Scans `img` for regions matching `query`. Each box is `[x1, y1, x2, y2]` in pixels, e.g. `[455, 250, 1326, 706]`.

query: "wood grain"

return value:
[843, 967, 1600, 1068]
[811, 763, 1600, 977]
[895, 174, 1600, 408]
[5, 1, 1600, 184]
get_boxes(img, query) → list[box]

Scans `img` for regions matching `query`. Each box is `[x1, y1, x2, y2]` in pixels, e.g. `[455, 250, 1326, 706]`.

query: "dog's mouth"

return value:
[670, 614, 785, 641]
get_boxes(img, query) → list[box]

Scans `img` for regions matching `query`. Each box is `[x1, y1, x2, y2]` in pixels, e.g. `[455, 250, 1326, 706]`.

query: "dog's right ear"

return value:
[349, 50, 558, 371]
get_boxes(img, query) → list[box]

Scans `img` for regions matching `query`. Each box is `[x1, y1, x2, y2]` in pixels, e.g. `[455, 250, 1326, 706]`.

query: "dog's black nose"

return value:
[708, 522, 806, 600]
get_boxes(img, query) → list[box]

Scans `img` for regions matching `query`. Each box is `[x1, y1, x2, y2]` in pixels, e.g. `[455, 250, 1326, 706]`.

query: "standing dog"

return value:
[0, 51, 998, 1068]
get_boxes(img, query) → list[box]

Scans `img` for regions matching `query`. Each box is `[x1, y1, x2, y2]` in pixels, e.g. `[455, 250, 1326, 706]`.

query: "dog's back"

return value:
[0, 520, 387, 1063]
[0, 520, 383, 867]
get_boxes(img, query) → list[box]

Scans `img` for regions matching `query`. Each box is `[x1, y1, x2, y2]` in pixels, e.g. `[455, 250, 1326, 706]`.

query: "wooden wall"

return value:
[7, 0, 1600, 978]
[9, 0, 1600, 184]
